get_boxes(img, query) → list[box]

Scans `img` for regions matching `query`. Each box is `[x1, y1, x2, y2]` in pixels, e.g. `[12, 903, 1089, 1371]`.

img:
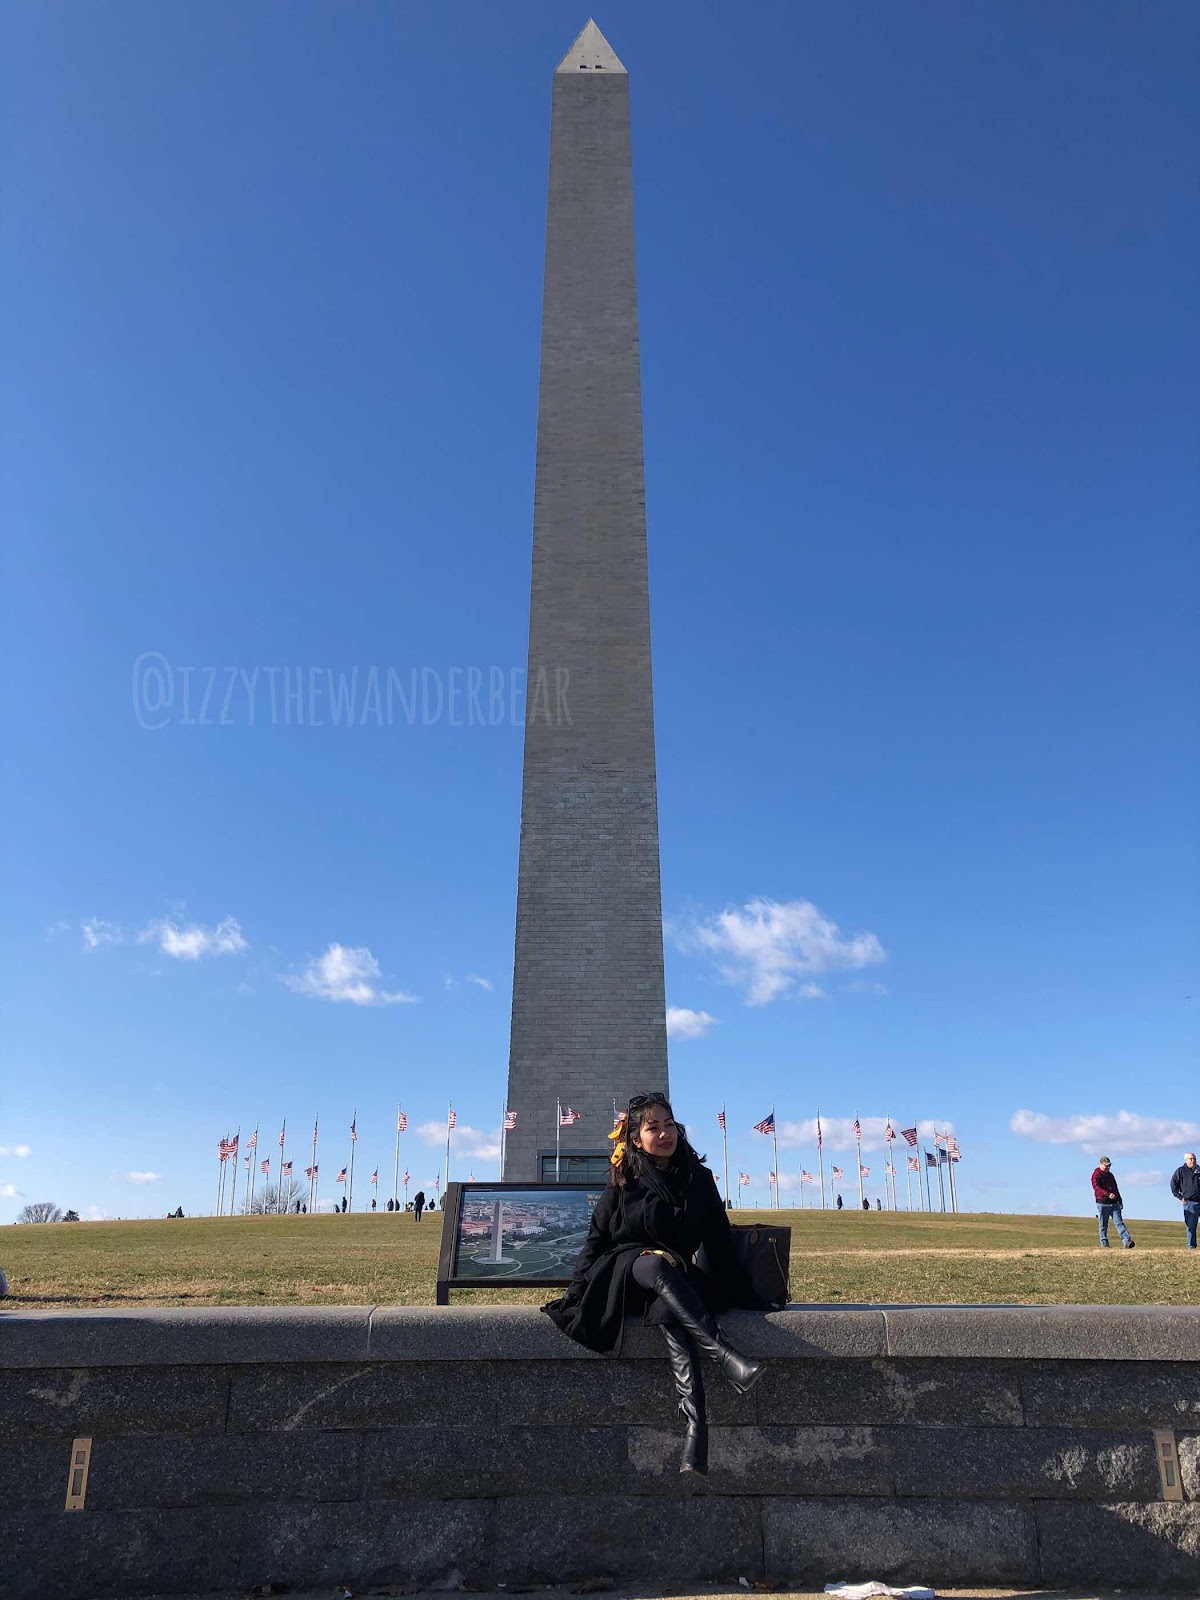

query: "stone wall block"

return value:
[1035, 1501, 1200, 1587]
[228, 1362, 497, 1432]
[762, 1495, 1039, 1584]
[1022, 1360, 1200, 1429]
[627, 1423, 893, 1496]
[364, 1424, 625, 1498]
[893, 1425, 1161, 1500]
[756, 1357, 1023, 1427]
[484, 1493, 762, 1583]
[84, 1431, 362, 1509]
[0, 1366, 228, 1441]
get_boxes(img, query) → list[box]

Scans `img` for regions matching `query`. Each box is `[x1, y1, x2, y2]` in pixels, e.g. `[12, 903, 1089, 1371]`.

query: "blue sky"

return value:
[3, 2, 1197, 1227]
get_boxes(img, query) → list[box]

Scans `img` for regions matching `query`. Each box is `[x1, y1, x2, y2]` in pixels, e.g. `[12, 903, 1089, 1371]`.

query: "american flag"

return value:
[938, 1148, 951, 1164]
[447, 1108, 457, 1130]
[312, 1118, 318, 1144]
[885, 1122, 895, 1143]
[801, 1170, 814, 1183]
[717, 1110, 726, 1130]
[398, 1109, 408, 1132]
[247, 1129, 258, 1150]
[612, 1109, 626, 1128]
[925, 1152, 938, 1168]
[560, 1106, 581, 1126]
[831, 1165, 844, 1179]
[885, 1162, 895, 1176]
[907, 1155, 920, 1171]
[370, 1169, 378, 1185]
[859, 1164, 870, 1178]
[434, 1174, 441, 1192]
[934, 1131, 949, 1148]
[305, 1165, 318, 1179]
[260, 1158, 270, 1175]
[243, 1154, 250, 1169]
[228, 1133, 239, 1154]
[350, 1117, 357, 1143]
[900, 1126, 918, 1146]
[739, 1172, 751, 1186]
[853, 1117, 861, 1139]
[753, 1112, 775, 1135]
[279, 1121, 286, 1147]
[336, 1167, 347, 1183]
[816, 1114, 823, 1149]
[950, 1149, 961, 1163]
[281, 1160, 292, 1175]
[504, 1110, 517, 1131]
[468, 1172, 476, 1183]
[403, 1169, 410, 1184]
[218, 1138, 231, 1161]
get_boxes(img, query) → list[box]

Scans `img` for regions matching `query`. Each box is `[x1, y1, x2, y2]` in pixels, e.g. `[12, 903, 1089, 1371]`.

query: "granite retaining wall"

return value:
[2, 1305, 1198, 1597]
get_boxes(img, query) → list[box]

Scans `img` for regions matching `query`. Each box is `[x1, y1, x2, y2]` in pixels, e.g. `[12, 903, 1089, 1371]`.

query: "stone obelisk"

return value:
[503, 21, 668, 1181]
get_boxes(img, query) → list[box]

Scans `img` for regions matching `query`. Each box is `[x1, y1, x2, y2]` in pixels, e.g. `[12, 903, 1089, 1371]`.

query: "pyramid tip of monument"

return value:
[556, 19, 626, 74]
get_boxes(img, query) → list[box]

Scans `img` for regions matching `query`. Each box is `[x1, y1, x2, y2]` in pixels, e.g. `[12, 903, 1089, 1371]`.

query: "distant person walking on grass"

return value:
[413, 1189, 426, 1222]
[1170, 1152, 1200, 1249]
[1091, 1157, 1135, 1249]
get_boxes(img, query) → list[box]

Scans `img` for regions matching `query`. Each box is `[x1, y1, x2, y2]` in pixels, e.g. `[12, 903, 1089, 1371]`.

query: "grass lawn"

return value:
[1, 1206, 1194, 1311]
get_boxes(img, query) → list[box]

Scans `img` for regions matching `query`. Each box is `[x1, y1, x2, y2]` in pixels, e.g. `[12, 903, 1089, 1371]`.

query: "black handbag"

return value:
[699, 1223, 791, 1310]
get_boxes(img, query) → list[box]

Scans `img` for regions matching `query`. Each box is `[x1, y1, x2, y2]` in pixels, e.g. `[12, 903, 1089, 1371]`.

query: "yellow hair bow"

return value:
[608, 1112, 627, 1167]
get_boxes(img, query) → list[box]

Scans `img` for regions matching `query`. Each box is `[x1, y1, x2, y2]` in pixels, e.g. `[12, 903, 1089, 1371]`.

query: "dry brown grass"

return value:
[2, 1206, 1193, 1310]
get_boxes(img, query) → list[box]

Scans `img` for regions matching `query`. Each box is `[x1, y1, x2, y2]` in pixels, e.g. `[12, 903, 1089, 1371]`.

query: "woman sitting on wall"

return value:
[542, 1093, 765, 1476]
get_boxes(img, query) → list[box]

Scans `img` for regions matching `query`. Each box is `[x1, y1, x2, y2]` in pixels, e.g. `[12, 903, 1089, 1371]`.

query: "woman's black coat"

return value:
[542, 1161, 751, 1354]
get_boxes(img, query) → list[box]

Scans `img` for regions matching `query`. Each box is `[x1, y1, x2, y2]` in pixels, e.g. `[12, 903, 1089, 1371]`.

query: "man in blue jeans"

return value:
[1169, 1152, 1200, 1249]
[1090, 1157, 1134, 1248]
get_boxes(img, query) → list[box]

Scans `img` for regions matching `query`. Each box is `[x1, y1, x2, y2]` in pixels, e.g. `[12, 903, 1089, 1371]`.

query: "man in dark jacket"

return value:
[1091, 1157, 1134, 1248]
[1170, 1153, 1200, 1249]
[413, 1189, 426, 1221]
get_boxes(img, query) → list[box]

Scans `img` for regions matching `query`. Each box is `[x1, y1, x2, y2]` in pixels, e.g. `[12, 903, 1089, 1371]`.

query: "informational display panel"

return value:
[435, 1181, 605, 1304]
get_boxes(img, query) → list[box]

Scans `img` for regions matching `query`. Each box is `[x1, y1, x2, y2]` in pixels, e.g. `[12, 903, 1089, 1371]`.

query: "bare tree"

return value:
[246, 1176, 308, 1215]
[18, 1201, 63, 1224]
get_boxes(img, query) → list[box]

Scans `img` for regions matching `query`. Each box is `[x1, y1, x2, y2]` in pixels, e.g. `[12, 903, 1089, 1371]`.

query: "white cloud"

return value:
[283, 944, 418, 1006]
[775, 1116, 952, 1150]
[1010, 1109, 1200, 1157]
[672, 896, 886, 1006]
[122, 1171, 162, 1185]
[465, 974, 493, 992]
[1120, 1170, 1168, 1188]
[416, 1121, 502, 1161]
[666, 1006, 718, 1040]
[139, 915, 247, 960]
[82, 917, 122, 950]
[0, 1182, 23, 1199]
[0, 1145, 31, 1158]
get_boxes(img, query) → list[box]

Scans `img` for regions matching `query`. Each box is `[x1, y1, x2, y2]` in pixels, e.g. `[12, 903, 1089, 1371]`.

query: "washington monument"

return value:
[503, 22, 668, 1181]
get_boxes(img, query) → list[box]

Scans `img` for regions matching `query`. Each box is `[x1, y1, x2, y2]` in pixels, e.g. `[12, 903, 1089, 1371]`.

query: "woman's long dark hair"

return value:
[611, 1095, 708, 1189]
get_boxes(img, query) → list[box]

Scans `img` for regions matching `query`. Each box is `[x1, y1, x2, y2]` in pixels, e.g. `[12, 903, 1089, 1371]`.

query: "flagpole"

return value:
[905, 1157, 913, 1211]
[393, 1106, 401, 1209]
[936, 1146, 946, 1212]
[948, 1146, 959, 1213]
[721, 1103, 729, 1208]
[228, 1128, 241, 1216]
[215, 1143, 225, 1217]
[556, 1098, 561, 1183]
[817, 1108, 826, 1211]
[445, 1102, 453, 1191]
[855, 1114, 864, 1211]
[770, 1105, 779, 1212]
[499, 1102, 506, 1183]
[277, 1119, 287, 1215]
[349, 1109, 358, 1213]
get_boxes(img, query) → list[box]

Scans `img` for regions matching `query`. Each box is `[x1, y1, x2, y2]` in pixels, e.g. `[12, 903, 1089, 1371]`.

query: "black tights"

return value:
[632, 1251, 682, 1296]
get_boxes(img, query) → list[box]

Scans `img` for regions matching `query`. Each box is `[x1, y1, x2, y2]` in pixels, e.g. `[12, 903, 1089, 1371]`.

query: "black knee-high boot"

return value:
[658, 1321, 707, 1475]
[647, 1259, 766, 1395]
